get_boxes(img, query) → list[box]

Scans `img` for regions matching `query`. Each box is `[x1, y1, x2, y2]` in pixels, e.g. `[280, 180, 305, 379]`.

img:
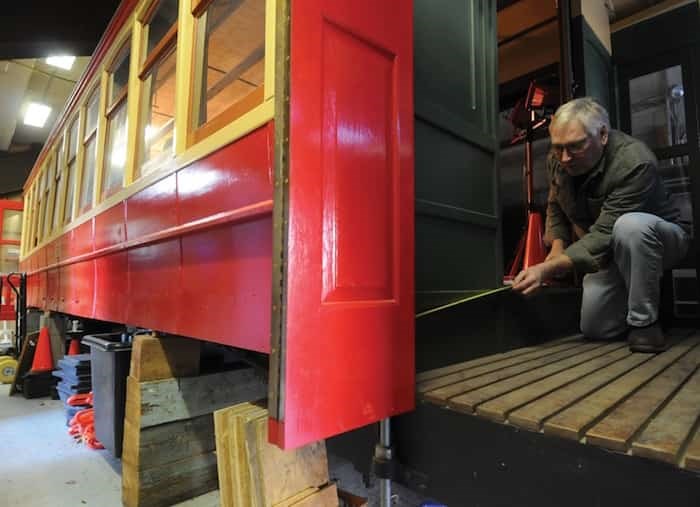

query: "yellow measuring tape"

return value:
[415, 285, 512, 319]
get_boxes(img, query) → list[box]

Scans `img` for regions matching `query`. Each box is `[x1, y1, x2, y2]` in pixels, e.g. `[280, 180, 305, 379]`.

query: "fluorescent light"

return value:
[24, 102, 52, 128]
[46, 56, 75, 70]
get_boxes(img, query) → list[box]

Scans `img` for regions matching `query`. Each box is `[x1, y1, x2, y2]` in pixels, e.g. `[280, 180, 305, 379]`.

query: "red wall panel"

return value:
[126, 174, 177, 240]
[46, 268, 59, 311]
[94, 203, 125, 250]
[127, 239, 181, 332]
[177, 124, 272, 225]
[71, 220, 95, 257]
[179, 218, 272, 352]
[94, 252, 128, 323]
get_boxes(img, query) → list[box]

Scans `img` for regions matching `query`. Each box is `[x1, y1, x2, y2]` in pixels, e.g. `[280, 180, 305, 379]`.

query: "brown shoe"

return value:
[628, 322, 667, 353]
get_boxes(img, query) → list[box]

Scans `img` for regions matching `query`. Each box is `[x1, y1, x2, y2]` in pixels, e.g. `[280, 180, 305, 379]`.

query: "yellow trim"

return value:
[125, 28, 144, 186]
[20, 192, 29, 257]
[71, 109, 87, 222]
[264, 0, 276, 101]
[175, 0, 195, 155]
[21, 0, 278, 261]
[188, 7, 206, 145]
[93, 71, 110, 208]
[44, 151, 58, 236]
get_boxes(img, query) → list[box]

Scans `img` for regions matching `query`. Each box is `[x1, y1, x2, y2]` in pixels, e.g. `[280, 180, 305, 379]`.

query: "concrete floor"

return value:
[0, 383, 431, 507]
[0, 384, 219, 507]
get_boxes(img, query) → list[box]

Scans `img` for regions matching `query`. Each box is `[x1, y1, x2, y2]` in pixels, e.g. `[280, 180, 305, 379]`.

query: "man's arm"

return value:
[512, 251, 574, 295]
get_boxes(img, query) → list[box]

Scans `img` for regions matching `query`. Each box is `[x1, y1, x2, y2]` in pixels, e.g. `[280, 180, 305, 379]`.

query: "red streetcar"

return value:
[20, 0, 499, 451]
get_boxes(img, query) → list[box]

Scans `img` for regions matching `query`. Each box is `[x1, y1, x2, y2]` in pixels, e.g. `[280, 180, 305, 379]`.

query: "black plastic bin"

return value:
[82, 333, 132, 457]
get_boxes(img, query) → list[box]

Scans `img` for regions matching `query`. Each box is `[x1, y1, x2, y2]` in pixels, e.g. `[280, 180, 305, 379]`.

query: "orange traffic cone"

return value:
[68, 337, 81, 355]
[522, 211, 546, 269]
[31, 326, 54, 372]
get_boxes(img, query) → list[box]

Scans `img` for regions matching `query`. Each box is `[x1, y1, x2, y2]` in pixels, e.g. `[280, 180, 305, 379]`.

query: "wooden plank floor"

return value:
[418, 334, 700, 472]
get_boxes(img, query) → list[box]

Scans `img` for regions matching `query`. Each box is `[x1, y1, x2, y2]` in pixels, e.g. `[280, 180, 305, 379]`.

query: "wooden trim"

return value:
[72, 106, 89, 221]
[22, 102, 273, 261]
[611, 0, 695, 33]
[106, 88, 128, 118]
[192, 0, 215, 17]
[192, 85, 264, 144]
[174, 0, 196, 154]
[139, 24, 177, 79]
[93, 71, 110, 208]
[26, 199, 273, 274]
[139, 0, 163, 24]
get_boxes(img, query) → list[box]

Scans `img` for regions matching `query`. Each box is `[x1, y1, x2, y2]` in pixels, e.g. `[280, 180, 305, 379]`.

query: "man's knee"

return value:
[612, 212, 655, 250]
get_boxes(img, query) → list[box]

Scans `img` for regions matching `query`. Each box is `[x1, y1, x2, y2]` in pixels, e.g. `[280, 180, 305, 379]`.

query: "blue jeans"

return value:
[580, 212, 689, 339]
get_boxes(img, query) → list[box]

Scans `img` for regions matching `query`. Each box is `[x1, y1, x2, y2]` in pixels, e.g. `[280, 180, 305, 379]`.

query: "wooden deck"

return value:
[417, 334, 700, 472]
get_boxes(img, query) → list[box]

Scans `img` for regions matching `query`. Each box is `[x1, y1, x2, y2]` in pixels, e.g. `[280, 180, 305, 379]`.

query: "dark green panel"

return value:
[414, 0, 496, 140]
[416, 215, 500, 292]
[414, 0, 501, 299]
[415, 119, 496, 216]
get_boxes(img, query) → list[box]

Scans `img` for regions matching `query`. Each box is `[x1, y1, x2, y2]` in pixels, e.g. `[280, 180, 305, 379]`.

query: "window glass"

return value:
[103, 103, 129, 197]
[86, 89, 100, 136]
[195, 0, 265, 128]
[140, 46, 176, 174]
[629, 65, 687, 149]
[80, 137, 97, 210]
[2, 210, 22, 242]
[64, 162, 76, 225]
[147, 0, 179, 53]
[111, 46, 131, 103]
[68, 118, 80, 161]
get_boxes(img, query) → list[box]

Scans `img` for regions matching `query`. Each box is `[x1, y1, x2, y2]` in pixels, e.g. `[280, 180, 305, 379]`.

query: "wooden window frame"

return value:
[63, 117, 80, 225]
[79, 87, 101, 214]
[136, 0, 179, 177]
[189, 0, 266, 146]
[102, 38, 132, 200]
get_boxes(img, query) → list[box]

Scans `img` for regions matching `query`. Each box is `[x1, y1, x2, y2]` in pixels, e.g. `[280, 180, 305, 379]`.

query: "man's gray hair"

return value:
[550, 97, 610, 137]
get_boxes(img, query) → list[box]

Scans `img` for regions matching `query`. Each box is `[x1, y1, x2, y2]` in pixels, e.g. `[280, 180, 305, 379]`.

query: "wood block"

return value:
[417, 341, 584, 393]
[289, 484, 338, 507]
[273, 487, 319, 507]
[129, 333, 201, 381]
[477, 344, 629, 422]
[337, 489, 367, 507]
[543, 339, 697, 440]
[587, 344, 700, 452]
[631, 365, 700, 464]
[232, 405, 268, 507]
[508, 352, 650, 431]
[123, 415, 217, 507]
[214, 409, 234, 507]
[127, 367, 267, 428]
[246, 415, 329, 506]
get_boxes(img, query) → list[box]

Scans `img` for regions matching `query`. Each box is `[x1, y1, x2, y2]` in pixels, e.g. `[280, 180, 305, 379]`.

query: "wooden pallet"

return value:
[418, 334, 700, 472]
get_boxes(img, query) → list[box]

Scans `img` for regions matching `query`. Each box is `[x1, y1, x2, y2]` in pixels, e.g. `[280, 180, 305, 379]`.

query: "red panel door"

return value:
[269, 0, 414, 449]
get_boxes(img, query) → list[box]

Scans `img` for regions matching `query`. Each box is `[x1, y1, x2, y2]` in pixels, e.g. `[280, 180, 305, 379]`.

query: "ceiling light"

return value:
[46, 56, 75, 70]
[24, 102, 52, 128]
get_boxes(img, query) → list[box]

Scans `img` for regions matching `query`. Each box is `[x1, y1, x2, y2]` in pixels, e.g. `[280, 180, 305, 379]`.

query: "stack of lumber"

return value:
[122, 335, 268, 507]
[214, 402, 338, 506]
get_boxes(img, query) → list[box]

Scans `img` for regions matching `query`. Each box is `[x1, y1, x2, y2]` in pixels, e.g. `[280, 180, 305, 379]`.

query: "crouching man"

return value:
[512, 97, 689, 352]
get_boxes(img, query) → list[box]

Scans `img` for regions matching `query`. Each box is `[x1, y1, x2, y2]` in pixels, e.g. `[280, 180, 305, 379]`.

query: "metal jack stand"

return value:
[374, 418, 394, 507]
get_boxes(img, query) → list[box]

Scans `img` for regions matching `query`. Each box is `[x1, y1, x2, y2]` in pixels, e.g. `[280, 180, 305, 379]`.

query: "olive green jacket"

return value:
[545, 130, 683, 274]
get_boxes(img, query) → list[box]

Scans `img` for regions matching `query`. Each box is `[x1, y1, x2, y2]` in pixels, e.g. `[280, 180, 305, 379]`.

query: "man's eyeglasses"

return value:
[551, 137, 589, 158]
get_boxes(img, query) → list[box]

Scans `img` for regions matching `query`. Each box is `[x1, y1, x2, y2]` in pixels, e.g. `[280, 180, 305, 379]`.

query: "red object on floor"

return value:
[523, 212, 546, 269]
[68, 337, 81, 355]
[31, 326, 53, 372]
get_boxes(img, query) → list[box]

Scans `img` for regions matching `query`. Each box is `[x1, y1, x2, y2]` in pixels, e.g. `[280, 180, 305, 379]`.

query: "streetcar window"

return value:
[138, 0, 178, 176]
[192, 0, 265, 141]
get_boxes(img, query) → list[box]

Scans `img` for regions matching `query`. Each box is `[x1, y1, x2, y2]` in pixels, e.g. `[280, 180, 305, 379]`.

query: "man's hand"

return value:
[512, 263, 548, 295]
[512, 253, 575, 296]
[545, 238, 566, 262]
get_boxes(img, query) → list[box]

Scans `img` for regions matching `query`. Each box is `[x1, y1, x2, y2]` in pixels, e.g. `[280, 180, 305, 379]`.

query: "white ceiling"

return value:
[0, 57, 88, 152]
